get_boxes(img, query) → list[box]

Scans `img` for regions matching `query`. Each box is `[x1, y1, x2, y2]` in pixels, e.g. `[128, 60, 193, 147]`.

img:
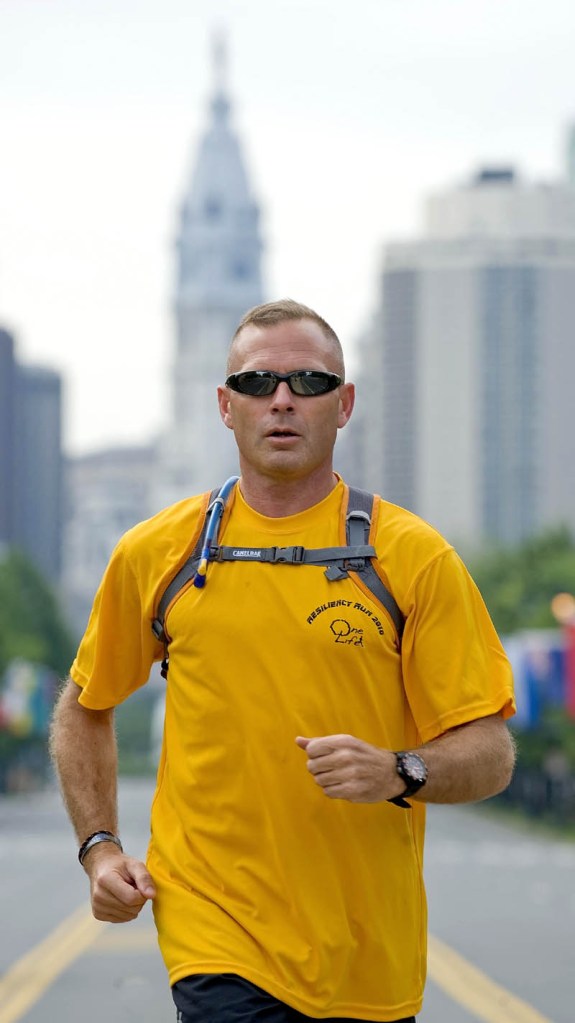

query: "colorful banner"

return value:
[0, 659, 57, 738]
[503, 630, 567, 729]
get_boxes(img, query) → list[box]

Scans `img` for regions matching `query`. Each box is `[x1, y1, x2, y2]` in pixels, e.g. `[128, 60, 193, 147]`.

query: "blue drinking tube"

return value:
[193, 475, 240, 588]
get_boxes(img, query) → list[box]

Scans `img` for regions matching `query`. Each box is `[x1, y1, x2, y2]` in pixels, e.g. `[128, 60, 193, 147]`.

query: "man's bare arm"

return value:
[296, 713, 516, 805]
[50, 678, 119, 837]
[50, 679, 156, 921]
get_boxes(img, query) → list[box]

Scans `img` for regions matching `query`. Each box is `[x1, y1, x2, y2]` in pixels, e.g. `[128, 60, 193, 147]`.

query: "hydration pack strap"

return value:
[210, 543, 376, 567]
[151, 482, 405, 654]
[345, 487, 405, 640]
[151, 487, 220, 644]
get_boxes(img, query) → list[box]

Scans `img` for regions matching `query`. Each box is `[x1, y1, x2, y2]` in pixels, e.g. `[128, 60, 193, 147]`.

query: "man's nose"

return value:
[270, 381, 295, 409]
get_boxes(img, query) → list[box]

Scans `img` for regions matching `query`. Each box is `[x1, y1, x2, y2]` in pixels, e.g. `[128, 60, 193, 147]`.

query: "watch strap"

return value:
[388, 793, 413, 809]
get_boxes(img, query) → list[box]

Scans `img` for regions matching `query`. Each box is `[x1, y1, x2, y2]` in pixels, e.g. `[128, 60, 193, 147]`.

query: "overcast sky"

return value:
[1, 0, 574, 454]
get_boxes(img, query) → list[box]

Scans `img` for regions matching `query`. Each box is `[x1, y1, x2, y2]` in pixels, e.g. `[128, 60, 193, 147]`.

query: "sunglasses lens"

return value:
[290, 373, 336, 395]
[228, 373, 276, 395]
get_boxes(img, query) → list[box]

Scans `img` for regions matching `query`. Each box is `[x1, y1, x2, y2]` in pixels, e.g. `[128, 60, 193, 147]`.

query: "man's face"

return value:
[217, 318, 355, 483]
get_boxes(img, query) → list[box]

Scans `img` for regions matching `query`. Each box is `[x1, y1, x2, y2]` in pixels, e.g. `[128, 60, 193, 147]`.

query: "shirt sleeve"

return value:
[401, 548, 516, 743]
[70, 537, 164, 709]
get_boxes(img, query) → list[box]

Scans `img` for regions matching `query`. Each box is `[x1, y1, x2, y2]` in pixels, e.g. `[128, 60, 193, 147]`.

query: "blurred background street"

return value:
[1, 778, 572, 1023]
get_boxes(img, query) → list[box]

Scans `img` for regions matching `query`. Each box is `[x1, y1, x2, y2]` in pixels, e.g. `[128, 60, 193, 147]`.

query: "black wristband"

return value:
[78, 830, 123, 866]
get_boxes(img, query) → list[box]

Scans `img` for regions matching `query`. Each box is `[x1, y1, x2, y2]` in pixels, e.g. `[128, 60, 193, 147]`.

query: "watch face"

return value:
[401, 752, 427, 783]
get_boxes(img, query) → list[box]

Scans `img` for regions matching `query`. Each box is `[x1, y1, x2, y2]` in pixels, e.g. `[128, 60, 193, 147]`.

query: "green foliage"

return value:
[469, 527, 575, 824]
[0, 550, 76, 788]
[513, 707, 575, 771]
[115, 688, 158, 776]
[469, 526, 575, 634]
[0, 549, 76, 680]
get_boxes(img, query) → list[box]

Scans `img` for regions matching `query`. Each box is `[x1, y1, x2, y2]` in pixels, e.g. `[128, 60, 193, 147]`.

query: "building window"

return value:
[205, 197, 222, 219]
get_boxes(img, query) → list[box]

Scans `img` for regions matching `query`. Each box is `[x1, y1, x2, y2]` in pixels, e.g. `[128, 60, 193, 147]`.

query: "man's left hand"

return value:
[295, 734, 399, 803]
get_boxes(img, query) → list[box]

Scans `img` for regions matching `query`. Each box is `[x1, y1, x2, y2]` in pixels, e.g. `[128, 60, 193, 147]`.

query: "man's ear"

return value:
[337, 382, 355, 429]
[217, 385, 234, 430]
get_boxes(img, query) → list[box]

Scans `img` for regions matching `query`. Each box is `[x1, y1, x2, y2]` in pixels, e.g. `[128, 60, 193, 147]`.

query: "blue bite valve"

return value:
[193, 558, 208, 588]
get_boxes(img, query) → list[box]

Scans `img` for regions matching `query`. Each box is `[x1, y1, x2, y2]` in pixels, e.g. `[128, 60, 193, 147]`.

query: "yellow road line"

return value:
[0, 912, 557, 1023]
[0, 904, 107, 1023]
[427, 934, 555, 1023]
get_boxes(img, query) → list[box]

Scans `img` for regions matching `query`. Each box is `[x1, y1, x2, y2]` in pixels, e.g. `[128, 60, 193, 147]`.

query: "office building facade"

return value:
[0, 327, 63, 582]
[63, 445, 157, 634]
[13, 366, 64, 581]
[360, 169, 575, 549]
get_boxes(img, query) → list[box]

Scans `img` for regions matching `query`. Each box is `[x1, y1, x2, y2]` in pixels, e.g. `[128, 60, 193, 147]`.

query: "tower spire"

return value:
[212, 29, 228, 92]
[210, 29, 230, 125]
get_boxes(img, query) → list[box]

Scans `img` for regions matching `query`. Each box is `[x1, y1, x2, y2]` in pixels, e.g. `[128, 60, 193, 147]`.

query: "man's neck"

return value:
[238, 468, 339, 518]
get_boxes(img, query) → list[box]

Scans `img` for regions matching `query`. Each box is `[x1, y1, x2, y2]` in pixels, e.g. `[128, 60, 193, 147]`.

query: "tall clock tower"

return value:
[161, 37, 264, 500]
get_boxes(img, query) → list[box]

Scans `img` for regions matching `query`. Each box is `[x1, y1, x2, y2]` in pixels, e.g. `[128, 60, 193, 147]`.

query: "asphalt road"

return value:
[0, 777, 573, 1023]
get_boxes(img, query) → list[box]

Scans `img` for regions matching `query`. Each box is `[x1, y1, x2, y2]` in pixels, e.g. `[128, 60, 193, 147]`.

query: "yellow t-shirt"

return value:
[71, 480, 515, 1021]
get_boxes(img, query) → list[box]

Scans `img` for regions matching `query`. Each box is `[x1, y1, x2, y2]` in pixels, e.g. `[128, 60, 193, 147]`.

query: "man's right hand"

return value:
[84, 845, 157, 923]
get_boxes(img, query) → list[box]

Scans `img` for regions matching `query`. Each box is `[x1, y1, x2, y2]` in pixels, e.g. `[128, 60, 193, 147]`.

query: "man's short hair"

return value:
[229, 299, 345, 376]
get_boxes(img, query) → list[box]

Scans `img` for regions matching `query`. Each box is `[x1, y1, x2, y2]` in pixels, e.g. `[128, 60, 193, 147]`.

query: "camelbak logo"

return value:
[233, 549, 261, 557]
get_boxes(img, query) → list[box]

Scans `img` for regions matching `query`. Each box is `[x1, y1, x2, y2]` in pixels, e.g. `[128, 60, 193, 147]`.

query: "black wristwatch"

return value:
[388, 751, 428, 808]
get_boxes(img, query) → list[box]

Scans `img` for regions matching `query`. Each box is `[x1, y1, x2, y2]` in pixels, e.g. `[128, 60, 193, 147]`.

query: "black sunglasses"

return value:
[225, 370, 342, 397]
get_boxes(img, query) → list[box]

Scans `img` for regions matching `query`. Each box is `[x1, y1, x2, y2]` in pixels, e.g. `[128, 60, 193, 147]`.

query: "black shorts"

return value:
[172, 973, 416, 1023]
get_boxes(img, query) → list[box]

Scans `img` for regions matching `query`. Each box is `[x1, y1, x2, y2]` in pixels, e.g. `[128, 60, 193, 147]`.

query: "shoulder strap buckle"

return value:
[268, 545, 305, 564]
[325, 563, 350, 581]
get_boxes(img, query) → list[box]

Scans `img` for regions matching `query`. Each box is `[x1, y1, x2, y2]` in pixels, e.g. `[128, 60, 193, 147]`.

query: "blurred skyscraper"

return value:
[63, 446, 156, 633]
[14, 366, 63, 580]
[0, 327, 63, 581]
[357, 165, 575, 549]
[157, 35, 264, 503]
